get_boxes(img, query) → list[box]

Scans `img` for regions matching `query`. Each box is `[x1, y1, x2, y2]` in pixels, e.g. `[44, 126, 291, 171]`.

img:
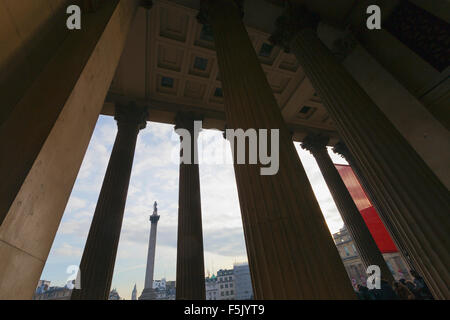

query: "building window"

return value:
[344, 246, 350, 256]
[194, 57, 208, 71]
[259, 43, 274, 57]
[221, 292, 224, 296]
[300, 106, 312, 114]
[214, 87, 223, 97]
[161, 77, 174, 88]
[200, 25, 214, 42]
[231, 290, 234, 295]
[220, 285, 223, 289]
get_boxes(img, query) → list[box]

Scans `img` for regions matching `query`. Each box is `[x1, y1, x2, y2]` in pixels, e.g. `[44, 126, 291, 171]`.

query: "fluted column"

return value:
[0, 0, 139, 299]
[302, 134, 394, 284]
[175, 113, 206, 300]
[270, 5, 450, 298]
[333, 142, 415, 271]
[71, 104, 147, 300]
[199, 0, 355, 299]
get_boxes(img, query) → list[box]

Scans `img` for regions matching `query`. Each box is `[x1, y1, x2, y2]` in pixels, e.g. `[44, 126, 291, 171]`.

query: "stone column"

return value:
[0, 0, 139, 299]
[332, 142, 415, 271]
[175, 113, 206, 300]
[71, 104, 147, 300]
[140, 201, 160, 300]
[144, 205, 159, 290]
[199, 0, 355, 299]
[302, 134, 394, 285]
[270, 5, 450, 299]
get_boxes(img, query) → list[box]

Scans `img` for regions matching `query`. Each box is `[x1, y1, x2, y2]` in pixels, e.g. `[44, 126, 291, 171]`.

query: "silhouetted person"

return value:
[370, 279, 398, 300]
[410, 270, 434, 300]
[393, 281, 415, 300]
[400, 278, 416, 293]
[356, 284, 371, 300]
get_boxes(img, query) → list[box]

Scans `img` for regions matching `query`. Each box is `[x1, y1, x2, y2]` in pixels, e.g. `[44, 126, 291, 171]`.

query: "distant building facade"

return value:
[233, 263, 253, 300]
[165, 280, 176, 300]
[147, 278, 176, 300]
[217, 269, 234, 300]
[205, 275, 218, 300]
[109, 288, 121, 300]
[333, 226, 413, 287]
[153, 278, 166, 291]
[33, 280, 72, 300]
[35, 280, 51, 294]
[34, 287, 72, 300]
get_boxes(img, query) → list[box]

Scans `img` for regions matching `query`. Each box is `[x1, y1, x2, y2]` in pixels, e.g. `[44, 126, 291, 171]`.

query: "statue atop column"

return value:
[150, 201, 160, 224]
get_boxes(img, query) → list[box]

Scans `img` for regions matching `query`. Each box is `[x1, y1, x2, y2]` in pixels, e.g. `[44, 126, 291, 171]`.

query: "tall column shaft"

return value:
[144, 217, 159, 289]
[272, 8, 450, 298]
[140, 202, 160, 300]
[175, 113, 206, 300]
[333, 142, 415, 271]
[202, 0, 355, 299]
[0, 0, 139, 299]
[302, 134, 394, 285]
[71, 105, 147, 300]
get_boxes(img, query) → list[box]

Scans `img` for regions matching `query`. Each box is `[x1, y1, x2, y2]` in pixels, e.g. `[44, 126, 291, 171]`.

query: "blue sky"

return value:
[40, 115, 348, 299]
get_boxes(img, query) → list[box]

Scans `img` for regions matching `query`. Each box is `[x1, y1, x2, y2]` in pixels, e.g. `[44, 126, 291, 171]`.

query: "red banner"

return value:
[335, 164, 398, 253]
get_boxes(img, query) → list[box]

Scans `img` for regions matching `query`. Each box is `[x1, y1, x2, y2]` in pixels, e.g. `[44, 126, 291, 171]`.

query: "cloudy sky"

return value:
[40, 115, 348, 299]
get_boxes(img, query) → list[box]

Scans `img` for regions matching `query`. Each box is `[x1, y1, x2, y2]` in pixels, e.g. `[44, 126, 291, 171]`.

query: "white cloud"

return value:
[295, 143, 344, 233]
[54, 243, 82, 258]
[65, 196, 87, 212]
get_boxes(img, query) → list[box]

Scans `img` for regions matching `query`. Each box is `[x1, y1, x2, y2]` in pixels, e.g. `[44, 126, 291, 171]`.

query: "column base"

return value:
[139, 288, 156, 300]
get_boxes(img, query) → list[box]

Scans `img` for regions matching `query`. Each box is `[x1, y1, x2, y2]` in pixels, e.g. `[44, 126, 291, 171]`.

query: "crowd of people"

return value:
[354, 270, 434, 300]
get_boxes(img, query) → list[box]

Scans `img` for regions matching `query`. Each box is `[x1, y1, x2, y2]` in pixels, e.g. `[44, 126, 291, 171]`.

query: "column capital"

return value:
[197, 0, 244, 26]
[174, 112, 203, 133]
[269, 4, 319, 53]
[114, 103, 148, 130]
[332, 141, 350, 160]
[301, 133, 329, 154]
[150, 215, 160, 224]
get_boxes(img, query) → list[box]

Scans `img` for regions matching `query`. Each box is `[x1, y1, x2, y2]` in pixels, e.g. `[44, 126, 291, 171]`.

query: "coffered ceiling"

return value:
[103, 0, 339, 140]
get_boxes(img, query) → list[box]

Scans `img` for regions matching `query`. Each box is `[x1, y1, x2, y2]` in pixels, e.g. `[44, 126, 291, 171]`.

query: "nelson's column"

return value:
[139, 202, 160, 300]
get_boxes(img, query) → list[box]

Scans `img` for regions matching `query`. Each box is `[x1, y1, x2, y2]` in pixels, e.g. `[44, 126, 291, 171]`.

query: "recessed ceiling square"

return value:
[159, 7, 189, 42]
